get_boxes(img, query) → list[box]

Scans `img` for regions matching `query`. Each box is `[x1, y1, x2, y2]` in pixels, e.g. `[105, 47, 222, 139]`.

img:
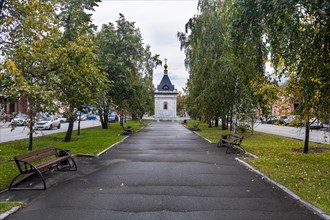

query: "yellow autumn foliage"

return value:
[6, 59, 17, 72]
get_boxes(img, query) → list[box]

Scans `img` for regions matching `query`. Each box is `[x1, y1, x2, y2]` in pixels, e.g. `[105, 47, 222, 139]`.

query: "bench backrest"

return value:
[14, 146, 57, 173]
[123, 125, 131, 130]
[230, 134, 244, 144]
[231, 134, 243, 140]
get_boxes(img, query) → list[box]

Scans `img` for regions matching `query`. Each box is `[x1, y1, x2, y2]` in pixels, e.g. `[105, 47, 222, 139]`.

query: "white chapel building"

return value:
[154, 61, 178, 122]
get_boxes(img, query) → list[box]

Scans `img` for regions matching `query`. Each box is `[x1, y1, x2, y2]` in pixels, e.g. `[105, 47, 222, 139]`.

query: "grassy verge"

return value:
[186, 120, 330, 214]
[0, 202, 25, 214]
[0, 120, 146, 191]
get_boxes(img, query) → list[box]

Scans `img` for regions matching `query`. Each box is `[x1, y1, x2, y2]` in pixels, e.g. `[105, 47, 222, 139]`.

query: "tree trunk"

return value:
[77, 114, 81, 135]
[132, 113, 137, 120]
[65, 107, 74, 142]
[251, 114, 254, 135]
[215, 117, 219, 127]
[304, 120, 309, 153]
[120, 110, 124, 126]
[28, 120, 33, 151]
[99, 109, 108, 129]
[232, 114, 238, 134]
[104, 109, 109, 128]
[221, 115, 227, 130]
[208, 119, 212, 128]
[99, 110, 105, 128]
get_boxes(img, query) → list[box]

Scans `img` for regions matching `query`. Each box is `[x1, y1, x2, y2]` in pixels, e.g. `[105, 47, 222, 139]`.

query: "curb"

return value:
[96, 135, 130, 157]
[235, 158, 330, 220]
[78, 125, 148, 158]
[192, 131, 212, 143]
[0, 206, 21, 220]
[76, 136, 129, 158]
[96, 124, 148, 157]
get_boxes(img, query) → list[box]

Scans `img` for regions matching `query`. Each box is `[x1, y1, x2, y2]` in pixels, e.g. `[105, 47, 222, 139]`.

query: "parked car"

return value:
[266, 116, 279, 124]
[309, 118, 323, 129]
[11, 114, 29, 126]
[108, 112, 118, 123]
[284, 115, 296, 125]
[35, 116, 61, 130]
[55, 115, 67, 123]
[86, 114, 98, 120]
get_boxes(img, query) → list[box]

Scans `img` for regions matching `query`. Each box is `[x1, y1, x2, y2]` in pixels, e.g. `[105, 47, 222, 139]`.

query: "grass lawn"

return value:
[186, 120, 330, 214]
[0, 121, 146, 191]
[0, 202, 25, 214]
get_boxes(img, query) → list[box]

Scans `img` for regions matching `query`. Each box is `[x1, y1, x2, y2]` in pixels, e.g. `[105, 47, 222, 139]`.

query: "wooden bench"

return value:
[9, 146, 77, 190]
[121, 124, 132, 135]
[217, 134, 245, 154]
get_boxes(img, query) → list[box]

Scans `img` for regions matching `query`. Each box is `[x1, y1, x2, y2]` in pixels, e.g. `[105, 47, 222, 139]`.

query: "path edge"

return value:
[0, 205, 21, 220]
[235, 158, 330, 220]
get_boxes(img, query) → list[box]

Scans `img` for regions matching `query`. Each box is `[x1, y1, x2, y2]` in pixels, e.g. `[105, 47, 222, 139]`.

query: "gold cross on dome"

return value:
[164, 58, 168, 70]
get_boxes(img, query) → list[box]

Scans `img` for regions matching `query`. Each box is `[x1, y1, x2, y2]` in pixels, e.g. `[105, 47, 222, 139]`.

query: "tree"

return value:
[1, 0, 63, 150]
[178, 0, 239, 128]
[179, 0, 278, 133]
[56, 0, 107, 142]
[260, 0, 330, 153]
[94, 15, 161, 128]
[177, 92, 185, 117]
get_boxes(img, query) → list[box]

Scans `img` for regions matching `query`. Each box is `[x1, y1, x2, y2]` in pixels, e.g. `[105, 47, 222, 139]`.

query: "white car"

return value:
[11, 114, 29, 126]
[310, 118, 323, 129]
[284, 115, 296, 125]
[35, 116, 61, 130]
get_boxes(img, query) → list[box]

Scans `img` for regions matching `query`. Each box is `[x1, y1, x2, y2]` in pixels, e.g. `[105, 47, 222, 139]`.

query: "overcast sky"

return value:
[91, 0, 199, 92]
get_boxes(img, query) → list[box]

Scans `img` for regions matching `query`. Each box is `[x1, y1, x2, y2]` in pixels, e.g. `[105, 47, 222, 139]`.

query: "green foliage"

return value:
[258, 0, 330, 152]
[189, 123, 200, 131]
[179, 0, 277, 129]
[0, 0, 64, 150]
[55, 0, 107, 141]
[181, 0, 329, 152]
[237, 123, 251, 133]
[289, 118, 304, 127]
[94, 15, 161, 124]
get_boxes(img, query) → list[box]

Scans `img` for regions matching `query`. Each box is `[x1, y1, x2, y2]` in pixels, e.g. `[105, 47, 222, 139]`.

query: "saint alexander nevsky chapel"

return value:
[154, 60, 178, 122]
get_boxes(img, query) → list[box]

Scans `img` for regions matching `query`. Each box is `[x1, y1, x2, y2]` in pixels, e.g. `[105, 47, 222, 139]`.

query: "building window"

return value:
[163, 102, 168, 110]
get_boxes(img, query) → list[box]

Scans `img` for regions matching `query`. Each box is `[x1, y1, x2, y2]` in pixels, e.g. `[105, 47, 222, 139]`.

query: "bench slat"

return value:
[37, 156, 70, 171]
[14, 147, 55, 161]
[21, 151, 57, 164]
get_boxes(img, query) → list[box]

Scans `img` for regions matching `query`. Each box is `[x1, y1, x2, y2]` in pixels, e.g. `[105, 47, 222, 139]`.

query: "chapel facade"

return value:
[154, 61, 178, 122]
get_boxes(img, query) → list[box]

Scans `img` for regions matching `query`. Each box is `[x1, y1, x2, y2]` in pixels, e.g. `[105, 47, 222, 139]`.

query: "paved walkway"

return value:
[2, 122, 322, 219]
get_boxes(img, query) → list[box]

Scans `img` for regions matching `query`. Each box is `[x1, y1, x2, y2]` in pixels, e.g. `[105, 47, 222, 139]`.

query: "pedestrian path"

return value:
[3, 122, 323, 219]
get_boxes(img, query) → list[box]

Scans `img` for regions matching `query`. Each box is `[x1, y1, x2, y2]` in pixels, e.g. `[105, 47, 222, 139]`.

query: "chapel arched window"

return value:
[163, 102, 168, 110]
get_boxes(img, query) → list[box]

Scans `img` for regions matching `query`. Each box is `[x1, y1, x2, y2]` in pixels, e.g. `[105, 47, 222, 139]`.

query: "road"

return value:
[0, 120, 101, 143]
[253, 123, 330, 144]
[2, 120, 329, 145]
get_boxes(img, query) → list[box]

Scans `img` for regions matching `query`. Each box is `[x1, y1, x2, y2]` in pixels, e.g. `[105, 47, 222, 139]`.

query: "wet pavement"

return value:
[1, 122, 323, 220]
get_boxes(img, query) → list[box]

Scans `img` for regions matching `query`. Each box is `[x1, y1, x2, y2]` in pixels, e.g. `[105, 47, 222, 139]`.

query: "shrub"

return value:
[237, 123, 251, 133]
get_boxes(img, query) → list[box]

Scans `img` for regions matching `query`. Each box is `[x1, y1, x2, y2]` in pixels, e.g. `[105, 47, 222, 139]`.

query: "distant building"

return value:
[154, 61, 178, 121]
[271, 84, 298, 116]
[0, 97, 28, 115]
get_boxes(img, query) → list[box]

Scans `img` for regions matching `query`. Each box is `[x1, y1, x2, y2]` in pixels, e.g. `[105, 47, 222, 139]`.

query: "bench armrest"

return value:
[221, 135, 228, 139]
[55, 148, 71, 156]
[12, 159, 39, 174]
